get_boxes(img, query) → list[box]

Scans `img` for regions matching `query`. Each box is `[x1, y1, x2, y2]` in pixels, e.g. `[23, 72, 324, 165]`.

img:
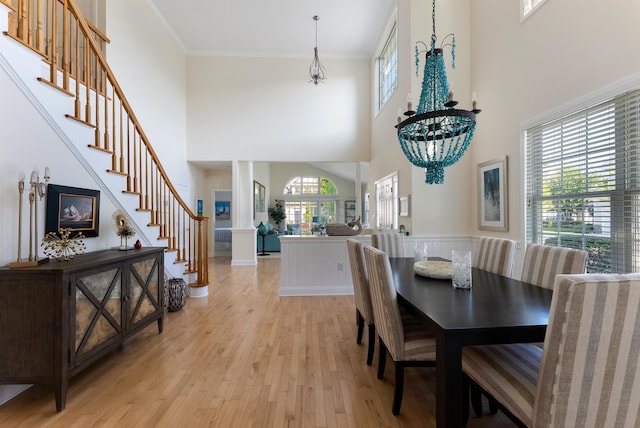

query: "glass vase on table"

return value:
[414, 241, 428, 262]
[452, 250, 472, 289]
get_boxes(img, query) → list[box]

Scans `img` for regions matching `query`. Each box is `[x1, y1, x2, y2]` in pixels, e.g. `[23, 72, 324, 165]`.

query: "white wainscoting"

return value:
[404, 236, 475, 260]
[279, 235, 477, 296]
[279, 235, 371, 296]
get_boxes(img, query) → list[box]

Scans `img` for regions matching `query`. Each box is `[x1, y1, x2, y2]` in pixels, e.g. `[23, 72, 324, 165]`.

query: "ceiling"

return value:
[151, 1, 388, 183]
[149, 0, 396, 58]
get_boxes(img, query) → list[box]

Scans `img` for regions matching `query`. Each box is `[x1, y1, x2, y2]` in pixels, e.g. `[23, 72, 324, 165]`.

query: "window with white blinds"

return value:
[525, 88, 640, 273]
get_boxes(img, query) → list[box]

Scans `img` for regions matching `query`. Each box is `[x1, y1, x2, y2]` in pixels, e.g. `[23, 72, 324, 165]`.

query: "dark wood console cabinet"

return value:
[0, 247, 164, 411]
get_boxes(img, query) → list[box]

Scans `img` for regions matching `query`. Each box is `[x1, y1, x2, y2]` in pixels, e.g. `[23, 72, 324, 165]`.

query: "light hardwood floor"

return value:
[0, 257, 515, 427]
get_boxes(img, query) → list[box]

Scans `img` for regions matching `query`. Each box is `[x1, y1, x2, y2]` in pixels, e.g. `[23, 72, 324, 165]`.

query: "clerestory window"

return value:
[377, 22, 397, 111]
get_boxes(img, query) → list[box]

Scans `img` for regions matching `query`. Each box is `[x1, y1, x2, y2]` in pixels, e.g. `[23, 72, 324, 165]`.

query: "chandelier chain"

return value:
[432, 0, 436, 38]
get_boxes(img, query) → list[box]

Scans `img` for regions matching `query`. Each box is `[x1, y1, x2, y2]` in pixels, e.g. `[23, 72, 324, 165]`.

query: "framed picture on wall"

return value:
[478, 156, 508, 231]
[45, 184, 100, 237]
[254, 181, 265, 213]
[215, 201, 231, 220]
[196, 199, 203, 216]
[399, 195, 410, 217]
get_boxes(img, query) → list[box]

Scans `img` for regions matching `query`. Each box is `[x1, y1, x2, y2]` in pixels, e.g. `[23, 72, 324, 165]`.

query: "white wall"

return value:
[186, 56, 371, 162]
[105, 0, 193, 194]
[0, 65, 123, 264]
[469, 0, 640, 244]
[369, 1, 409, 225]
[370, 0, 474, 237]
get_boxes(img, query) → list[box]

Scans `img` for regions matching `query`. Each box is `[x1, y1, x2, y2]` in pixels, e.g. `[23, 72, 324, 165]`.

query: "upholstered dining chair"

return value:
[520, 243, 588, 289]
[363, 245, 436, 415]
[473, 236, 517, 277]
[469, 242, 589, 417]
[371, 231, 406, 257]
[461, 273, 640, 427]
[346, 238, 376, 365]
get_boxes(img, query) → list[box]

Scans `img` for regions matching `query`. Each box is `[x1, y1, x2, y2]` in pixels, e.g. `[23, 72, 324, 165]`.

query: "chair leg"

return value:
[488, 396, 499, 414]
[366, 324, 375, 366]
[377, 337, 387, 379]
[392, 362, 405, 415]
[470, 383, 483, 417]
[356, 310, 364, 344]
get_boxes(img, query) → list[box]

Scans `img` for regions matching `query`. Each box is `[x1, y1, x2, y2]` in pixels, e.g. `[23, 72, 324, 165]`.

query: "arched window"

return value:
[281, 177, 339, 234]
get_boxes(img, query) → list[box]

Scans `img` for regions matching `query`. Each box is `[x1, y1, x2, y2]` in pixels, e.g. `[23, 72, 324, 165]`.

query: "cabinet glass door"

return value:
[129, 257, 160, 325]
[73, 267, 122, 361]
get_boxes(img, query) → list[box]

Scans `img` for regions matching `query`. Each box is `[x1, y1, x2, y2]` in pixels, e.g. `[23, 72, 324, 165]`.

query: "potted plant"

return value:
[268, 199, 286, 232]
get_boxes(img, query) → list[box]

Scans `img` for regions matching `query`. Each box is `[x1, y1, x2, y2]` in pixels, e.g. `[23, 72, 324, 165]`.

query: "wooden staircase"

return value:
[0, 0, 209, 289]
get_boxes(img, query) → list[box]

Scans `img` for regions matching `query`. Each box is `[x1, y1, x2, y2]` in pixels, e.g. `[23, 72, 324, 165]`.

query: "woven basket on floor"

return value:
[166, 278, 187, 312]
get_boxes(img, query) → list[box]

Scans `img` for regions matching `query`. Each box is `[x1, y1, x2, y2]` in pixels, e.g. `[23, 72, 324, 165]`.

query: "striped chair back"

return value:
[371, 232, 406, 257]
[521, 243, 588, 289]
[363, 245, 406, 360]
[532, 273, 640, 427]
[473, 236, 516, 277]
[346, 239, 374, 325]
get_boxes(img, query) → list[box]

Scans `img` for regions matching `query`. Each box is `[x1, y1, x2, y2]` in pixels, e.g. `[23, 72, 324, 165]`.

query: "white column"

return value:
[231, 161, 258, 265]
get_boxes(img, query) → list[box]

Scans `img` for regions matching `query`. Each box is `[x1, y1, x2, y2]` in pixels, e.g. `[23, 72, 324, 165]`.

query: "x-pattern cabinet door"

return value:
[127, 255, 162, 332]
[70, 265, 123, 368]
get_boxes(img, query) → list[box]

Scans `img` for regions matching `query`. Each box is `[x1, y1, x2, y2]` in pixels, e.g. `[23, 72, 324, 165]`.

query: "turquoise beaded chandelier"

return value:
[396, 0, 480, 184]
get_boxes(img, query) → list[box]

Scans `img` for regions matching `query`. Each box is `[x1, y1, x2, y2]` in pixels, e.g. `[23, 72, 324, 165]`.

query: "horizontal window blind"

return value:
[526, 88, 640, 273]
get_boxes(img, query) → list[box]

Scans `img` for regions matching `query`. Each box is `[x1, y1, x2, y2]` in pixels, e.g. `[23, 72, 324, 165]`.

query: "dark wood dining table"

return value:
[389, 257, 553, 428]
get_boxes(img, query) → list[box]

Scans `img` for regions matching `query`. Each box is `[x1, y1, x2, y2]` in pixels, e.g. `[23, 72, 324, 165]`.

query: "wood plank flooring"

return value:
[0, 257, 515, 427]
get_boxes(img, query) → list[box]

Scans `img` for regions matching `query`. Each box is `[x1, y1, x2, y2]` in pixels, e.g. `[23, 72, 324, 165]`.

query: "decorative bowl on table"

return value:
[413, 260, 453, 279]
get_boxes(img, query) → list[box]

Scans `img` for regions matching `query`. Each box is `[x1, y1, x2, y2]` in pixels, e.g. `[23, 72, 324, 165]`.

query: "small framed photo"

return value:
[45, 184, 100, 237]
[399, 195, 410, 217]
[478, 156, 508, 231]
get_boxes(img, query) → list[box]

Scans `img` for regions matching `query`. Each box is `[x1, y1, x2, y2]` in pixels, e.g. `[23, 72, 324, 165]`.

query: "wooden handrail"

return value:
[2, 0, 209, 287]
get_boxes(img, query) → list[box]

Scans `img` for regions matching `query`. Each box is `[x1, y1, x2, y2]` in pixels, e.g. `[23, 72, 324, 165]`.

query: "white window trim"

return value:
[374, 8, 398, 117]
[520, 0, 547, 22]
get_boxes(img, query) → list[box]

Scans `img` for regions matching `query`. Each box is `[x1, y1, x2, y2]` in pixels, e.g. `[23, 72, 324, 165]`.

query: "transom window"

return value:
[525, 87, 640, 273]
[377, 22, 397, 111]
[284, 176, 337, 195]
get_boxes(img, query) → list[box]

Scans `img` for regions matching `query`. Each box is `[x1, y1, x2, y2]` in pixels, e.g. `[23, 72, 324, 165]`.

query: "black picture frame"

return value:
[45, 184, 100, 237]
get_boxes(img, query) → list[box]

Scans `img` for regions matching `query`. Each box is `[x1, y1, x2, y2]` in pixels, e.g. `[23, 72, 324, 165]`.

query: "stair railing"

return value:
[2, 0, 209, 288]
